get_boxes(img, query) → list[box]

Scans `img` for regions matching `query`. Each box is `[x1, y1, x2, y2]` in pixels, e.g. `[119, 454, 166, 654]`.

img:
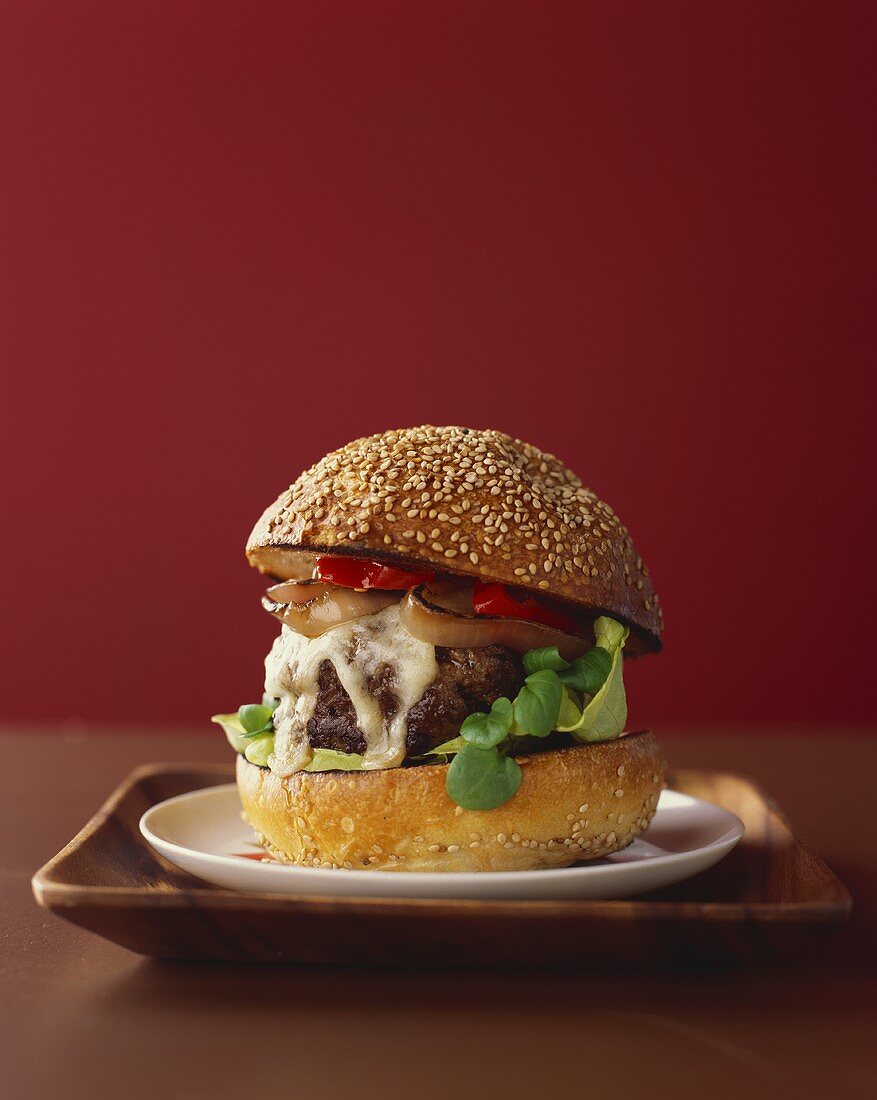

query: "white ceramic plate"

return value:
[140, 785, 743, 901]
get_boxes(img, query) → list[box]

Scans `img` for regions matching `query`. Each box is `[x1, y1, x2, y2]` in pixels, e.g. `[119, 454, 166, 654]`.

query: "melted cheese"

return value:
[265, 604, 438, 777]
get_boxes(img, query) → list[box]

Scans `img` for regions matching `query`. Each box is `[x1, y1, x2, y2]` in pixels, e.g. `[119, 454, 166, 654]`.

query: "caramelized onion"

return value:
[262, 587, 397, 638]
[400, 585, 589, 659]
[265, 579, 333, 604]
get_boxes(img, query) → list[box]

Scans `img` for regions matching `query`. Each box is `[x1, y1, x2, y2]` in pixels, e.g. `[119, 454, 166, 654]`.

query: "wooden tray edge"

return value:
[31, 761, 852, 924]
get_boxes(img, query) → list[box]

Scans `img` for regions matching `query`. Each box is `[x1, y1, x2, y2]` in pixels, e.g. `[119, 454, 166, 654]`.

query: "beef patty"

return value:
[306, 646, 524, 757]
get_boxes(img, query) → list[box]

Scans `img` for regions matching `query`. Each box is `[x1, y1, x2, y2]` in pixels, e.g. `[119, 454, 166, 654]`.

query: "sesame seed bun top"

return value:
[246, 425, 662, 653]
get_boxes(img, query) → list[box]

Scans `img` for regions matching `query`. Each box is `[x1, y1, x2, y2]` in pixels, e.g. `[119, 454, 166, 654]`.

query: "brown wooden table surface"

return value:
[4, 728, 875, 1098]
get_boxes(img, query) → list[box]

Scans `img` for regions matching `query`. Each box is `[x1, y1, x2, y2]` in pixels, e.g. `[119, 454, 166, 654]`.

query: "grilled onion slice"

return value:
[266, 579, 333, 604]
[262, 586, 397, 637]
[399, 585, 589, 659]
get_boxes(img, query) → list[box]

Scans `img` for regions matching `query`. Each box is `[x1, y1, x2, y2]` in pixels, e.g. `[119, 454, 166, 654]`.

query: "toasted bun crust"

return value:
[246, 426, 662, 652]
[236, 731, 666, 872]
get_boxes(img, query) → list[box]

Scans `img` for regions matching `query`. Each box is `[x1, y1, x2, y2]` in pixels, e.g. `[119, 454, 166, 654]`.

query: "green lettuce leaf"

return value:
[421, 736, 465, 758]
[556, 686, 583, 728]
[303, 748, 365, 772]
[211, 713, 250, 754]
[244, 734, 274, 766]
[555, 616, 629, 742]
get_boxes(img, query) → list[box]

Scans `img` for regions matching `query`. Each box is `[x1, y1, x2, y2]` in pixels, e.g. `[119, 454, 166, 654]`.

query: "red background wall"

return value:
[2, 2, 874, 729]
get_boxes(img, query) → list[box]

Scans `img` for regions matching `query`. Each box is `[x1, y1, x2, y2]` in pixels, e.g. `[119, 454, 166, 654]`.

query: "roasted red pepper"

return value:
[315, 555, 436, 591]
[472, 581, 579, 634]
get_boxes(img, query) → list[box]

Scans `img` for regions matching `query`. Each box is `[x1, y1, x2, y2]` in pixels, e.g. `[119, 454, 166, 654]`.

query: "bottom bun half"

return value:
[236, 730, 666, 873]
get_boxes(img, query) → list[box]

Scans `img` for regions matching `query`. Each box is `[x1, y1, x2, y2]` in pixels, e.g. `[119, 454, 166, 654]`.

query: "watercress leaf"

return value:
[489, 696, 514, 732]
[513, 669, 563, 737]
[238, 703, 274, 736]
[460, 697, 514, 748]
[460, 711, 490, 744]
[446, 744, 523, 810]
[558, 647, 612, 693]
[523, 646, 571, 675]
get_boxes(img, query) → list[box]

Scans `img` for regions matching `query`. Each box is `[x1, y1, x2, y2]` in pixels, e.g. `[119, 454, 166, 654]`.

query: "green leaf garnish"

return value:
[446, 744, 522, 810]
[513, 669, 563, 737]
[422, 736, 465, 757]
[214, 700, 278, 753]
[238, 703, 274, 737]
[442, 615, 631, 810]
[556, 617, 629, 742]
[558, 647, 612, 693]
[304, 748, 365, 772]
[523, 646, 571, 675]
[262, 694, 280, 714]
[243, 734, 274, 766]
[460, 697, 514, 748]
[557, 686, 582, 728]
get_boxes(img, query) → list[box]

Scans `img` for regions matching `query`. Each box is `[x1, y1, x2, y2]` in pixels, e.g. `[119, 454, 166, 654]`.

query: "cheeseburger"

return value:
[213, 426, 665, 872]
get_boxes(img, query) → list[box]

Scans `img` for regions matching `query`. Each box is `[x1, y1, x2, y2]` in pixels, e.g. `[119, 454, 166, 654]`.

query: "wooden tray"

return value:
[32, 764, 851, 967]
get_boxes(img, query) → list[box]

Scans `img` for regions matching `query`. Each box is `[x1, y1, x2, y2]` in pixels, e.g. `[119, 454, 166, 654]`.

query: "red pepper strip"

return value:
[472, 581, 580, 635]
[315, 555, 436, 591]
